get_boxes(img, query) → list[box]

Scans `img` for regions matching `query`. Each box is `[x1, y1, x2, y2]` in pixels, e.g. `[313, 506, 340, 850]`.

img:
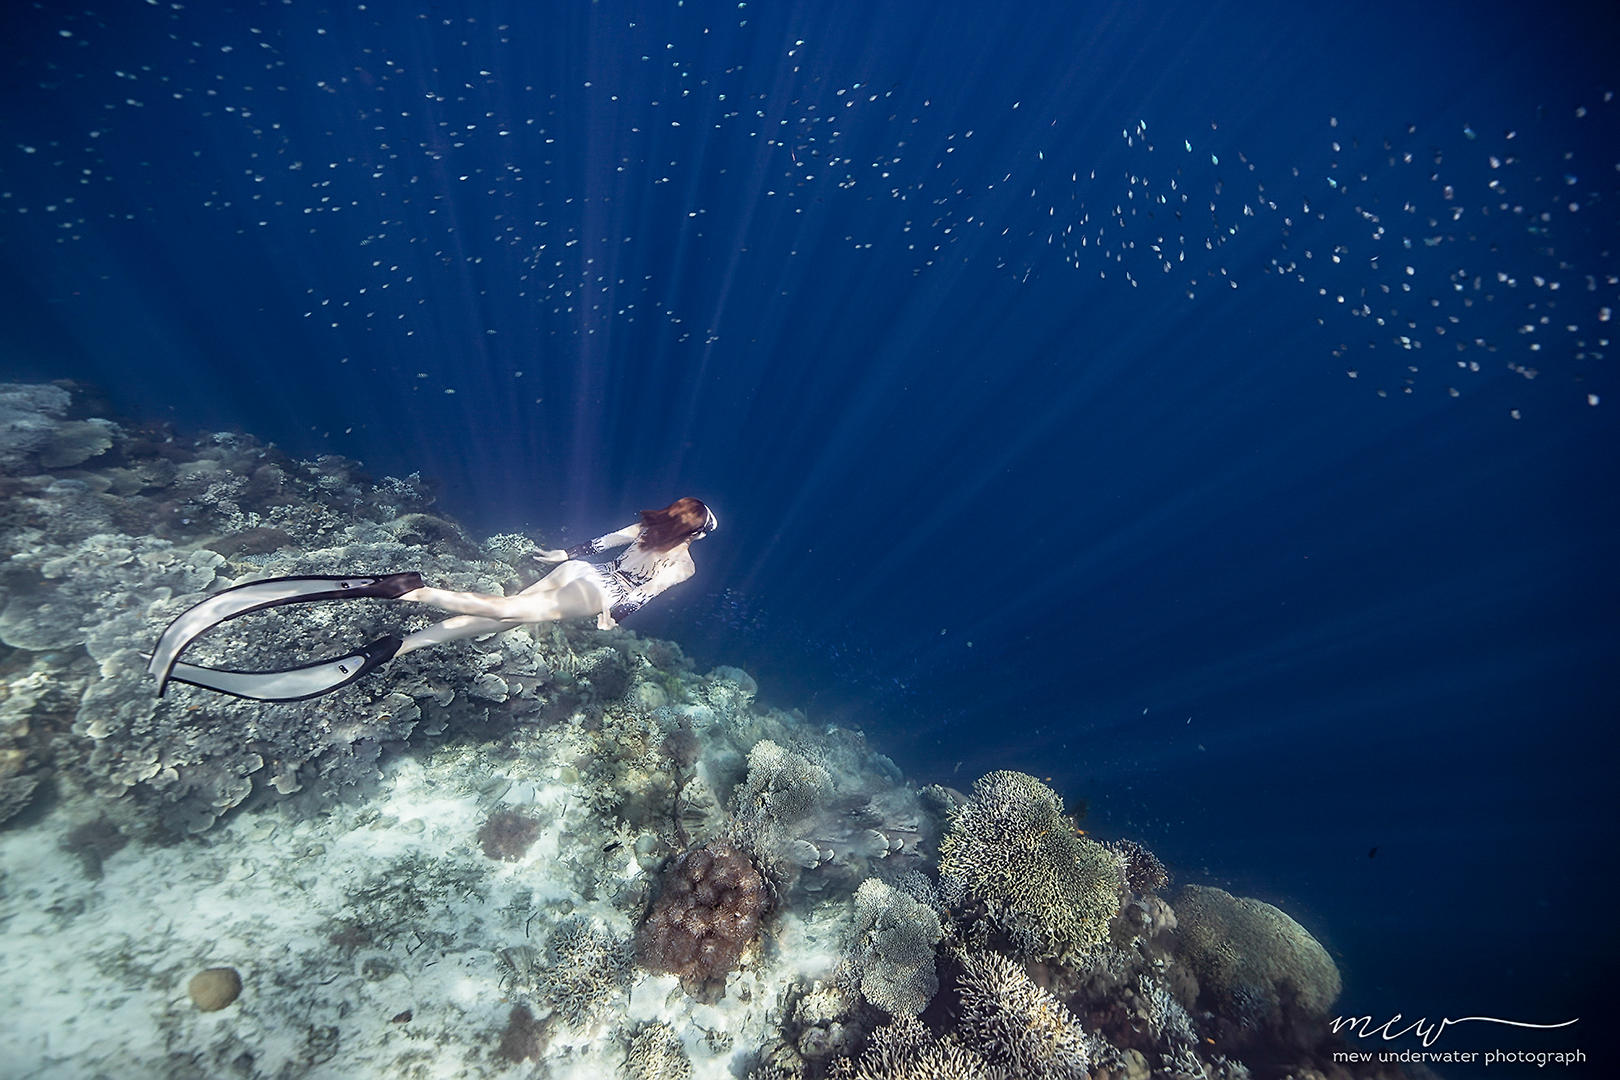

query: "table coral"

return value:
[938, 771, 1123, 965]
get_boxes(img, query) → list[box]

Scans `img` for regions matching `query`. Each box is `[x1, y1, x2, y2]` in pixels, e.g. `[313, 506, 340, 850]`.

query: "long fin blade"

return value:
[165, 636, 403, 702]
[148, 573, 421, 695]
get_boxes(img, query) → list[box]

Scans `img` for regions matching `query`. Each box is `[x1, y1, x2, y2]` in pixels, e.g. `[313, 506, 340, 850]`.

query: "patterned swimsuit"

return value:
[566, 524, 696, 621]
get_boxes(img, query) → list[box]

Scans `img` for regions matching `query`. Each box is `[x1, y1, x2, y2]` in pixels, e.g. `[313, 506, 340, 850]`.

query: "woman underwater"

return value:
[147, 497, 717, 702]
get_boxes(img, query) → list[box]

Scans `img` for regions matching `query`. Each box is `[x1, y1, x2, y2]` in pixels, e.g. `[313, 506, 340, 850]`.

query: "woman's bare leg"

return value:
[395, 561, 612, 652]
[395, 614, 524, 657]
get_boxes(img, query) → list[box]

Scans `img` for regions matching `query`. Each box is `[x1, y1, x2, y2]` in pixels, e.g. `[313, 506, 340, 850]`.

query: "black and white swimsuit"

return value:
[566, 523, 697, 621]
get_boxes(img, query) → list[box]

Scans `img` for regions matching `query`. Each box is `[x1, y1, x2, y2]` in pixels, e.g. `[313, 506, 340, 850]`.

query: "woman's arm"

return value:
[563, 522, 642, 560]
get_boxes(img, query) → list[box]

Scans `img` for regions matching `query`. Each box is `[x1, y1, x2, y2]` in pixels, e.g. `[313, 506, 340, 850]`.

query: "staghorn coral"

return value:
[537, 918, 633, 1030]
[955, 950, 1108, 1080]
[847, 878, 944, 1019]
[828, 1016, 1007, 1080]
[1172, 885, 1341, 1041]
[638, 839, 768, 1000]
[938, 771, 1123, 964]
[623, 1020, 692, 1080]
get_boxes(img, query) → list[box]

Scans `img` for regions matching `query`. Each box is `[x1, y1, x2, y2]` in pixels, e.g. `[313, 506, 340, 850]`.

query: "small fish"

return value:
[1368, 846, 1379, 858]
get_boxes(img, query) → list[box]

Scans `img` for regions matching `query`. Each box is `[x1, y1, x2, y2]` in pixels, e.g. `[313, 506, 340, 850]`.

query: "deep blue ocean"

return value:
[3, 0, 1616, 1071]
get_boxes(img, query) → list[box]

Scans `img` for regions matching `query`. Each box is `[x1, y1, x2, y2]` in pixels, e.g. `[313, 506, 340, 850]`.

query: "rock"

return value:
[188, 966, 242, 1011]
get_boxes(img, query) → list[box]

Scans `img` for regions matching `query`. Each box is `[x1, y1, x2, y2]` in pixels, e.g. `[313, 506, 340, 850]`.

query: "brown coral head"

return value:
[638, 840, 767, 1000]
[1109, 838, 1170, 894]
[478, 809, 543, 861]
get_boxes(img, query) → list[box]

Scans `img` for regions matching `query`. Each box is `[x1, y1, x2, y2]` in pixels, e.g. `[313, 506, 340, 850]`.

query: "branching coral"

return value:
[955, 950, 1107, 1080]
[638, 839, 768, 999]
[537, 918, 633, 1029]
[828, 1016, 1007, 1080]
[623, 1021, 692, 1080]
[938, 771, 1123, 964]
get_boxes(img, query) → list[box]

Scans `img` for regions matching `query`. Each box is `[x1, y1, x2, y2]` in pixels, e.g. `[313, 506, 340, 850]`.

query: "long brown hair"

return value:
[638, 497, 711, 552]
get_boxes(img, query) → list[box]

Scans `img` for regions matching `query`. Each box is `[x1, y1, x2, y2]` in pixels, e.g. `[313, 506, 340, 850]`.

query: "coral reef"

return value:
[536, 918, 633, 1030]
[1172, 884, 1342, 1046]
[0, 383, 566, 833]
[0, 383, 75, 471]
[827, 1016, 1006, 1080]
[846, 877, 944, 1018]
[624, 1020, 693, 1080]
[938, 770, 1123, 964]
[955, 949, 1108, 1080]
[639, 839, 769, 999]
[0, 385, 1379, 1080]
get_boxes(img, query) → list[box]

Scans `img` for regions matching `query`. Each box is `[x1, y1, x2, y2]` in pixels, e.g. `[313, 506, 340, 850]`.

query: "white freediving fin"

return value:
[165, 635, 404, 702]
[149, 572, 423, 696]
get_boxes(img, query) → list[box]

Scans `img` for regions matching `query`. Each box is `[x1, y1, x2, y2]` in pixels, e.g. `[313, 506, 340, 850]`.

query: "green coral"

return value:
[938, 771, 1122, 964]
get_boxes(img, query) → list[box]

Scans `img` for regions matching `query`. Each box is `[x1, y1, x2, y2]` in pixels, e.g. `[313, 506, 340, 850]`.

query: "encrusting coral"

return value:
[638, 839, 768, 999]
[938, 770, 1123, 964]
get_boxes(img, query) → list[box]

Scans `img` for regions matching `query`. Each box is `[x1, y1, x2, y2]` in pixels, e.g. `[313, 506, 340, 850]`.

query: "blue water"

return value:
[4, 0, 1616, 1067]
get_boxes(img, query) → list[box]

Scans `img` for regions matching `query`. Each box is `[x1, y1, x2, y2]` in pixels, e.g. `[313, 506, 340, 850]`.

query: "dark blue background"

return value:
[4, 0, 1616, 1065]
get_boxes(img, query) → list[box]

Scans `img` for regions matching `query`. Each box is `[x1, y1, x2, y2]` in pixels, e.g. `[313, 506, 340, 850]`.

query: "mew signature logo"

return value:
[1333, 1013, 1578, 1047]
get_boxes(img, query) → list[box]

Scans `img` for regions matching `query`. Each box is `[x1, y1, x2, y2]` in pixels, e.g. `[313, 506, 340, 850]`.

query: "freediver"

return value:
[147, 497, 717, 701]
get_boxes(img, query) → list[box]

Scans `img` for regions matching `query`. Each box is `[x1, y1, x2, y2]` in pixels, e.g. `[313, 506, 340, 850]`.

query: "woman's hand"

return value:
[596, 611, 618, 630]
[533, 548, 570, 563]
